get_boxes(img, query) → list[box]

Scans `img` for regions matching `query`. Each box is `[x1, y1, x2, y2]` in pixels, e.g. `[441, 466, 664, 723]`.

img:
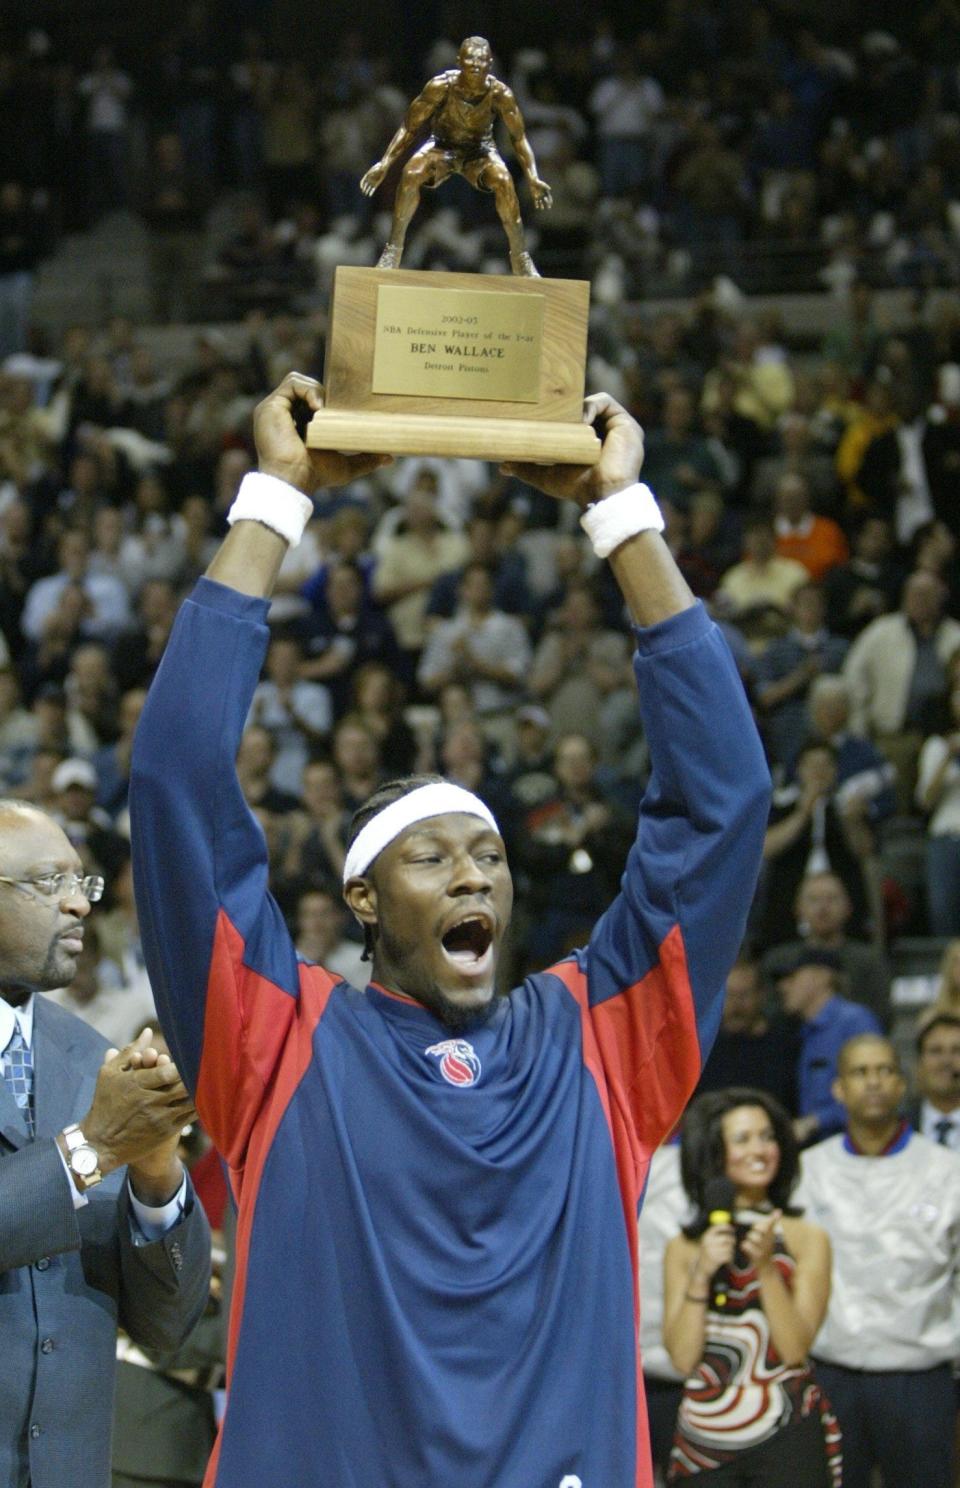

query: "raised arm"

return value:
[130, 374, 387, 1162]
[506, 401, 770, 1156]
[360, 78, 446, 195]
[496, 84, 552, 208]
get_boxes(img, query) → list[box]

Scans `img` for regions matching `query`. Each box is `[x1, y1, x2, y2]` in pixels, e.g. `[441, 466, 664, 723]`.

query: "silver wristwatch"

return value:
[61, 1123, 103, 1190]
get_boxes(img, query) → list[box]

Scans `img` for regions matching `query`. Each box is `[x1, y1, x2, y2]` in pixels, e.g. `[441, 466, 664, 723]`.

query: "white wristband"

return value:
[579, 482, 664, 559]
[226, 471, 314, 548]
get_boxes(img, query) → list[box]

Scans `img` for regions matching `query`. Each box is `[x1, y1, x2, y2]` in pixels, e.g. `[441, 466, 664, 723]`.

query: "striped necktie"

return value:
[2, 1023, 35, 1137]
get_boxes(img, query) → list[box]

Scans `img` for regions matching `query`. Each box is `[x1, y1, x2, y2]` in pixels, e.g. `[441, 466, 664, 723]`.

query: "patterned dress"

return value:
[668, 1217, 842, 1484]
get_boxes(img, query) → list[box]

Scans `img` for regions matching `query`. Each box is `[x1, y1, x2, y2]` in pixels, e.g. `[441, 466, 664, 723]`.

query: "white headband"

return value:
[342, 783, 500, 884]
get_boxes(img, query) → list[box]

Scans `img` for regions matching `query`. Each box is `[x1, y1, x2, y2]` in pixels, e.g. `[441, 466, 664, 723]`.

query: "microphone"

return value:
[703, 1176, 737, 1309]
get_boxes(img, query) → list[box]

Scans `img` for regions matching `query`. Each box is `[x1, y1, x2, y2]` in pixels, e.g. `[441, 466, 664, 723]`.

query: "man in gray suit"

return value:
[0, 798, 211, 1488]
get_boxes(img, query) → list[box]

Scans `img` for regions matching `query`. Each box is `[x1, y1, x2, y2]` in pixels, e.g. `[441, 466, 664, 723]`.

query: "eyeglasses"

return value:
[0, 872, 105, 903]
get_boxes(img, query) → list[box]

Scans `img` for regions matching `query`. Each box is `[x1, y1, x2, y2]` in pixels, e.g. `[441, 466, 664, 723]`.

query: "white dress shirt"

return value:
[919, 1099, 960, 1151]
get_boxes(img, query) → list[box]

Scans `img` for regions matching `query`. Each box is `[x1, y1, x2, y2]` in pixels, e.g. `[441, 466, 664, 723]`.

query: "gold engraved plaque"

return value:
[371, 284, 544, 403]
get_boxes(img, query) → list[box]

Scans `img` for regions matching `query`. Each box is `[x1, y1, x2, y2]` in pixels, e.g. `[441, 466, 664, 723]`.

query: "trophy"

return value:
[306, 37, 600, 465]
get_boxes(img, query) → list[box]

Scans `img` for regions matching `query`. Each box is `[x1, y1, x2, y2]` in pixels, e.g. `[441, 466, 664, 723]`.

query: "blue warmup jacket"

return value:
[129, 580, 769, 1488]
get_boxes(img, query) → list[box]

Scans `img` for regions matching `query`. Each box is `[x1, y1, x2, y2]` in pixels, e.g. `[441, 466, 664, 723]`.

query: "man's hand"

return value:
[253, 372, 390, 495]
[360, 162, 388, 196]
[500, 392, 644, 509]
[68, 1028, 197, 1181]
[529, 176, 553, 209]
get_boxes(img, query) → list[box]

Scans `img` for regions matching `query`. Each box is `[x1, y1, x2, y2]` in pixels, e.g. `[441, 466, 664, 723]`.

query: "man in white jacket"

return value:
[796, 1032, 960, 1488]
[843, 571, 960, 810]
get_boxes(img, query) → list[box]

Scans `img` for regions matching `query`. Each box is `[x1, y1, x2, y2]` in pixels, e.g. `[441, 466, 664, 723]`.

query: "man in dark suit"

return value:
[907, 1012, 960, 1150]
[0, 797, 211, 1488]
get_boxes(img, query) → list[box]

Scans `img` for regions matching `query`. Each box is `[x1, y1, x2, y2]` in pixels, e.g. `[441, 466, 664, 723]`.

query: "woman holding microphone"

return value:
[663, 1088, 841, 1485]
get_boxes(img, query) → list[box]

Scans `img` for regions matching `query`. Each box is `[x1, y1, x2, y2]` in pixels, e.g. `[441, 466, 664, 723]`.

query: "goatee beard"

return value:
[424, 987, 502, 1033]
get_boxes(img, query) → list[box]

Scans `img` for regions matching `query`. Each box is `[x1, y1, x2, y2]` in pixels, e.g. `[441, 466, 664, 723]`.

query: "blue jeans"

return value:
[926, 834, 960, 936]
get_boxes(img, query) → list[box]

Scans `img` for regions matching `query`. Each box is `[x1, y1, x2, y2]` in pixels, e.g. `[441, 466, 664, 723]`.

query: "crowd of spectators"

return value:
[4, 2, 960, 338]
[0, 276, 959, 1007]
[0, 6, 957, 1481]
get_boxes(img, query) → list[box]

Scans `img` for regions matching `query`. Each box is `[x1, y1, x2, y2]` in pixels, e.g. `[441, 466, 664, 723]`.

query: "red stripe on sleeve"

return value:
[195, 914, 337, 1431]
[553, 928, 699, 1488]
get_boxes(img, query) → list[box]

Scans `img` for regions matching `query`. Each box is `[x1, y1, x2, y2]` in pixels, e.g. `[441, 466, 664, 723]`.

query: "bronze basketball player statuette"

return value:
[360, 35, 553, 277]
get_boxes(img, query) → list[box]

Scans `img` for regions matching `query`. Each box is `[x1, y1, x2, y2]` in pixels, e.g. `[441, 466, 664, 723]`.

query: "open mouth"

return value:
[441, 915, 494, 977]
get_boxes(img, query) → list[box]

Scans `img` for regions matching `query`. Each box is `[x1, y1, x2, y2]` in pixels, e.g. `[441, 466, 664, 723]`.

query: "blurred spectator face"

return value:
[442, 722, 485, 775]
[553, 534, 584, 583]
[216, 449, 253, 508]
[743, 520, 775, 562]
[902, 571, 945, 628]
[297, 890, 345, 953]
[796, 744, 837, 797]
[722, 962, 764, 1034]
[791, 583, 825, 634]
[237, 726, 274, 777]
[130, 345, 158, 388]
[796, 873, 850, 939]
[58, 780, 95, 824]
[467, 517, 496, 562]
[915, 521, 955, 576]
[809, 682, 849, 739]
[119, 688, 146, 736]
[854, 517, 891, 564]
[832, 1037, 904, 1124]
[1, 500, 31, 557]
[70, 644, 111, 692]
[516, 713, 549, 761]
[404, 487, 438, 534]
[327, 564, 363, 618]
[93, 506, 123, 556]
[354, 664, 394, 714]
[554, 734, 596, 793]
[689, 493, 722, 547]
[664, 387, 695, 437]
[916, 1019, 960, 1105]
[134, 472, 168, 516]
[329, 509, 368, 559]
[266, 637, 302, 687]
[780, 964, 835, 1018]
[774, 473, 810, 524]
[181, 495, 213, 538]
[459, 565, 493, 615]
[561, 585, 599, 631]
[58, 529, 90, 579]
[302, 761, 342, 816]
[333, 722, 378, 777]
[438, 683, 474, 726]
[865, 378, 896, 418]
[139, 578, 177, 627]
[780, 414, 810, 458]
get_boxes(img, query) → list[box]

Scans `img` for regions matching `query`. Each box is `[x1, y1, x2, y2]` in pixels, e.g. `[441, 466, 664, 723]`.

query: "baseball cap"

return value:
[52, 758, 97, 792]
[516, 704, 550, 729]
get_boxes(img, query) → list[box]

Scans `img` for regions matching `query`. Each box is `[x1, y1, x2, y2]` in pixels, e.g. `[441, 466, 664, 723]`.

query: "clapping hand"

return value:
[741, 1209, 782, 1274]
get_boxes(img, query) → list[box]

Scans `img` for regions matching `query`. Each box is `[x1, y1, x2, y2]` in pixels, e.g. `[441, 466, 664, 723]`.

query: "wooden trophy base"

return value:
[307, 266, 599, 465]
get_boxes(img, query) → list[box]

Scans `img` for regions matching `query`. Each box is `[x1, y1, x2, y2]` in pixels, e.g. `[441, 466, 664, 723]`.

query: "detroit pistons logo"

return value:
[425, 1039, 482, 1087]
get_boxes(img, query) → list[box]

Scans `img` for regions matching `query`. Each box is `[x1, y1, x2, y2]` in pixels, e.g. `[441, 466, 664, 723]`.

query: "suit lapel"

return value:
[32, 997, 94, 1138]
